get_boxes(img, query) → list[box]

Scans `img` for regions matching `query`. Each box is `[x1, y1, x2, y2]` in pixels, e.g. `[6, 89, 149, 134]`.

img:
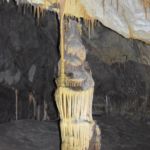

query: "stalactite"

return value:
[6, 0, 150, 20]
[55, 88, 94, 121]
[142, 0, 150, 18]
[59, 0, 66, 87]
[142, 0, 150, 8]
[21, 0, 93, 20]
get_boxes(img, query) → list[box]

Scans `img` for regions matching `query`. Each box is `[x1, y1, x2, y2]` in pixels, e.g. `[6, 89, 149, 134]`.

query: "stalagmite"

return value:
[43, 100, 49, 120]
[55, 19, 101, 150]
[28, 92, 37, 119]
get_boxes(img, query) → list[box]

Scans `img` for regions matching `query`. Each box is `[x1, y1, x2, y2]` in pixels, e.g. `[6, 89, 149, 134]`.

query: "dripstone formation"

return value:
[55, 20, 101, 150]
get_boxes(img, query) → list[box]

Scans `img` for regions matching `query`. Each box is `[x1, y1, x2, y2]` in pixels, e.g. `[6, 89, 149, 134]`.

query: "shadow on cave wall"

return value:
[0, 0, 150, 123]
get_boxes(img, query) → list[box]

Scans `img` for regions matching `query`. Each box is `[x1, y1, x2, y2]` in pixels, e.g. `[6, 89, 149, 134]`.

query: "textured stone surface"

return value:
[82, 23, 150, 120]
[81, 0, 150, 43]
[0, 1, 59, 122]
[0, 120, 60, 150]
[61, 20, 94, 89]
[0, 117, 150, 150]
[11, 0, 150, 43]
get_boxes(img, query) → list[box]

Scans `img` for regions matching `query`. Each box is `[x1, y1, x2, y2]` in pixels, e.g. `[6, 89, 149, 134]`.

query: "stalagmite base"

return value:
[55, 87, 101, 150]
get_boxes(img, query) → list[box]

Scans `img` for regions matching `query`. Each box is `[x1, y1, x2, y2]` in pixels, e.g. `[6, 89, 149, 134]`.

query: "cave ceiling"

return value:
[7, 0, 150, 44]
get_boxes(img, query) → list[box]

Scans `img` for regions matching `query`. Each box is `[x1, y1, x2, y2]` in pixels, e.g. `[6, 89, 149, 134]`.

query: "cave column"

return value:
[55, 17, 101, 150]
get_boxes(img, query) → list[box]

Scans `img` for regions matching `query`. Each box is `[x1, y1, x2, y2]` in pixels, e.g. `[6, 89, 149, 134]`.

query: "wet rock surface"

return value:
[0, 116, 150, 150]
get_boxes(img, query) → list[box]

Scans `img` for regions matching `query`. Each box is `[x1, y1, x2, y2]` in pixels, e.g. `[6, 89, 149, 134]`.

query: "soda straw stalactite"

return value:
[59, 0, 66, 87]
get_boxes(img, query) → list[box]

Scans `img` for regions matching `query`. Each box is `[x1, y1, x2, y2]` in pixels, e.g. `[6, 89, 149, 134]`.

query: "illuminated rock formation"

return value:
[55, 20, 101, 150]
[9, 0, 150, 43]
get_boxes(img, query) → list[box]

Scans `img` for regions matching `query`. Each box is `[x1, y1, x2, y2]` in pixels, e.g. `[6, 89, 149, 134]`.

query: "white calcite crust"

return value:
[80, 0, 150, 43]
[12, 0, 150, 43]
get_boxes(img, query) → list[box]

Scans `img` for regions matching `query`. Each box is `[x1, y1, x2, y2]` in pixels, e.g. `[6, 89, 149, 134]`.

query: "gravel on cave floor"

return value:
[0, 116, 150, 150]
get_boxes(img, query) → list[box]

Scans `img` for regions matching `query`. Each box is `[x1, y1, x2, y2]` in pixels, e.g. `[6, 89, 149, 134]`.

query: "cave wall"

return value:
[0, 1, 150, 123]
[0, 0, 59, 122]
[82, 22, 150, 120]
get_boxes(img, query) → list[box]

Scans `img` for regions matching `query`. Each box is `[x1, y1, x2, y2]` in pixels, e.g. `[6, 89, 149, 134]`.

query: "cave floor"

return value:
[0, 116, 150, 150]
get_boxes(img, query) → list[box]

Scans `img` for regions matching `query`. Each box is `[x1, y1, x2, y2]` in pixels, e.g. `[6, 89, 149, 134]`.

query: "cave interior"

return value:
[0, 0, 150, 150]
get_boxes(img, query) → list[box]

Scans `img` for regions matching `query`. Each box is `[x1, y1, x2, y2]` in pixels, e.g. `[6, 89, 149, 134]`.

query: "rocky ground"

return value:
[0, 116, 150, 150]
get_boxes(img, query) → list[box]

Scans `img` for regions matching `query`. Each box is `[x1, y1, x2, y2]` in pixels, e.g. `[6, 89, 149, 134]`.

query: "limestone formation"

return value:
[55, 20, 101, 150]
[10, 0, 150, 44]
